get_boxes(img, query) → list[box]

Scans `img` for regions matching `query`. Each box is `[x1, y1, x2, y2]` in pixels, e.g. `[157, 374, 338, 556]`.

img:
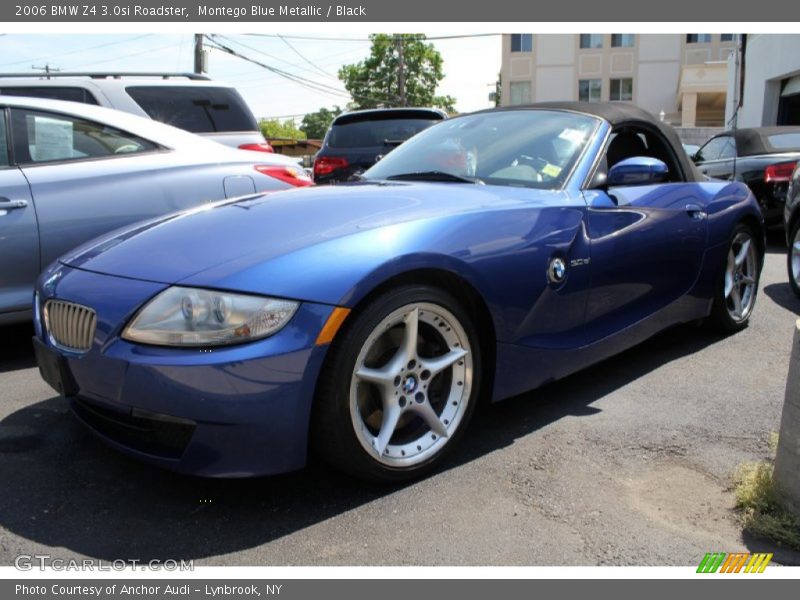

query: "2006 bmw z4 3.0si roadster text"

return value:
[33, 103, 765, 482]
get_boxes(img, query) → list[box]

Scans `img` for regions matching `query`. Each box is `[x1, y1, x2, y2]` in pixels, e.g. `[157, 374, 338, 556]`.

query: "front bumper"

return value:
[34, 263, 334, 477]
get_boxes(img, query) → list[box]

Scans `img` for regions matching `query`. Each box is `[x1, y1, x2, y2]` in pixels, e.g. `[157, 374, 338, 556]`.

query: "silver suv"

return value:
[0, 72, 273, 153]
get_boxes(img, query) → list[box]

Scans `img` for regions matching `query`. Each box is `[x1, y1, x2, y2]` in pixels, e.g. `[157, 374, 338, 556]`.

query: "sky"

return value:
[0, 33, 501, 123]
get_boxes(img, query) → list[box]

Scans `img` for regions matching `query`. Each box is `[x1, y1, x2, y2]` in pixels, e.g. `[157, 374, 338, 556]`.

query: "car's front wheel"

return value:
[312, 285, 481, 482]
[709, 223, 761, 331]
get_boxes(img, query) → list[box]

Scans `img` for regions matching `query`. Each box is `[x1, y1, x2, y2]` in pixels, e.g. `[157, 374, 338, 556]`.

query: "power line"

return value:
[277, 34, 339, 80]
[217, 47, 362, 87]
[69, 42, 184, 69]
[205, 35, 401, 106]
[244, 33, 501, 42]
[214, 34, 340, 82]
[204, 37, 352, 100]
[0, 34, 153, 67]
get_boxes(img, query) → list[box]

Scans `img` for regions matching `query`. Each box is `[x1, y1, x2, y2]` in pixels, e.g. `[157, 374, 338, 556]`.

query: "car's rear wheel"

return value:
[709, 224, 761, 331]
[312, 285, 481, 482]
[787, 219, 800, 298]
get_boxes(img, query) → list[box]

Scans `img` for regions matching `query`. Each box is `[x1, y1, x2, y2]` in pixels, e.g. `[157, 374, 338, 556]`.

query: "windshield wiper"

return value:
[385, 171, 481, 184]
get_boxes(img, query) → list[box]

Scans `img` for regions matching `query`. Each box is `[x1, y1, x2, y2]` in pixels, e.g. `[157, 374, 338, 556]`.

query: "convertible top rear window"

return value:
[767, 133, 800, 151]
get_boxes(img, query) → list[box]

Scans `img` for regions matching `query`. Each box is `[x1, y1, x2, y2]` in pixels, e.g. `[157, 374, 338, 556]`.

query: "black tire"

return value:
[311, 285, 482, 483]
[787, 219, 800, 298]
[708, 223, 762, 331]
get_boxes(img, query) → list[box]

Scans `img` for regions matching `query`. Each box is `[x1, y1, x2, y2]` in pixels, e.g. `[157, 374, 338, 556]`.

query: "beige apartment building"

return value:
[500, 34, 737, 128]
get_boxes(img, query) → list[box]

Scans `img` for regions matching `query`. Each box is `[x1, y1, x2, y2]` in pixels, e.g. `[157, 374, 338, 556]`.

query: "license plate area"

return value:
[32, 337, 79, 397]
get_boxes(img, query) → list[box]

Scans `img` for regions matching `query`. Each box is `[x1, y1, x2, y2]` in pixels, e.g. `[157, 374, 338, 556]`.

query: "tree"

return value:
[338, 34, 455, 112]
[300, 106, 343, 139]
[258, 118, 306, 141]
[493, 72, 502, 107]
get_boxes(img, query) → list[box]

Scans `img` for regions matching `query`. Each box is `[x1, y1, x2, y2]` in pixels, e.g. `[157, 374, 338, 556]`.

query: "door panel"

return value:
[0, 167, 38, 314]
[582, 183, 707, 342]
[9, 107, 225, 270]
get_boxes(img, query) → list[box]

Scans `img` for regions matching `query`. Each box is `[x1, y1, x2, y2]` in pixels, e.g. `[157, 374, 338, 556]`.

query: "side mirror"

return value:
[607, 156, 669, 187]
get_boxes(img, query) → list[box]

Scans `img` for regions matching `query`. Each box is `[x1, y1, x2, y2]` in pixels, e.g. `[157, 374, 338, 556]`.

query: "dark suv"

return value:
[313, 108, 447, 184]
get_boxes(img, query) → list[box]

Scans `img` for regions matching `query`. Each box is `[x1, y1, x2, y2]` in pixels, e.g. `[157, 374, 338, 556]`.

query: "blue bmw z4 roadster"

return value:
[33, 103, 765, 482]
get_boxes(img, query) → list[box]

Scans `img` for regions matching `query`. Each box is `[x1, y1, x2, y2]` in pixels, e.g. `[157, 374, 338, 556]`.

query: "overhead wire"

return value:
[213, 34, 341, 82]
[205, 35, 402, 106]
[276, 34, 339, 80]
[243, 33, 501, 42]
[69, 42, 185, 69]
[0, 34, 154, 68]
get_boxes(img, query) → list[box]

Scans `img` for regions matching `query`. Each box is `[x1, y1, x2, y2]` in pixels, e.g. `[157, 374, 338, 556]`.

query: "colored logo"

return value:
[697, 552, 773, 573]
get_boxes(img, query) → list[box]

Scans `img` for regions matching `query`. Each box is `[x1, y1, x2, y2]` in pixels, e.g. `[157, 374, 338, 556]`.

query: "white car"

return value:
[0, 73, 274, 152]
[0, 95, 311, 324]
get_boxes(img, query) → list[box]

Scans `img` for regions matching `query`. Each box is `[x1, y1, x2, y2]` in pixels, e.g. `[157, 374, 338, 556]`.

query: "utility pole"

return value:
[32, 63, 60, 79]
[396, 35, 406, 107]
[194, 34, 205, 74]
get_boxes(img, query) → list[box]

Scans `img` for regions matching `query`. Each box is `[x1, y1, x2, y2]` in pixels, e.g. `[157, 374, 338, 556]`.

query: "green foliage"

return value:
[338, 34, 456, 112]
[300, 106, 343, 140]
[259, 118, 306, 141]
[734, 461, 800, 550]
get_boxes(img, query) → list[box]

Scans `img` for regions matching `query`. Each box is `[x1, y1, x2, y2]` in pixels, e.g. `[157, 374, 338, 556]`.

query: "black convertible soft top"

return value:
[483, 101, 704, 182]
[732, 126, 800, 156]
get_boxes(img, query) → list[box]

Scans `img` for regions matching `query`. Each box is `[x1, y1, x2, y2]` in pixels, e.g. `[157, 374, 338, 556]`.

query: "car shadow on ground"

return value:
[765, 229, 786, 255]
[0, 323, 733, 564]
[763, 283, 800, 315]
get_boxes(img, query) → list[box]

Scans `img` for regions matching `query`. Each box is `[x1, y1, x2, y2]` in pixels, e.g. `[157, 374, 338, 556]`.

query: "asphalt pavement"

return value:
[1, 233, 799, 567]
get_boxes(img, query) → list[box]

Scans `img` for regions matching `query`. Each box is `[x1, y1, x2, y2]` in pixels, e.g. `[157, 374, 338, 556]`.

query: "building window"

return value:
[510, 34, 532, 53]
[579, 34, 603, 49]
[578, 79, 602, 102]
[720, 34, 737, 42]
[686, 34, 712, 44]
[509, 81, 531, 105]
[611, 34, 635, 47]
[609, 78, 633, 102]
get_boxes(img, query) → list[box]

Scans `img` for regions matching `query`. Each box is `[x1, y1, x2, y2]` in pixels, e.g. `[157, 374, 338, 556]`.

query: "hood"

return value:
[61, 182, 564, 291]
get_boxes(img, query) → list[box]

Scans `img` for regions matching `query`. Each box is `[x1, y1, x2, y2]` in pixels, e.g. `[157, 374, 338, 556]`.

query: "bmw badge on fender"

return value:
[33, 103, 765, 482]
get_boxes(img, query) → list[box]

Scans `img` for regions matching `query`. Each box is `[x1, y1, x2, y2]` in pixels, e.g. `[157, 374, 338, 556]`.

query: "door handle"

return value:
[0, 198, 29, 210]
[686, 203, 706, 220]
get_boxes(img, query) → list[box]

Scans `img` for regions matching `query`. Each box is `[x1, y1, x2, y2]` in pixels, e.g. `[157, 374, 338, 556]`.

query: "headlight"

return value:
[122, 286, 298, 347]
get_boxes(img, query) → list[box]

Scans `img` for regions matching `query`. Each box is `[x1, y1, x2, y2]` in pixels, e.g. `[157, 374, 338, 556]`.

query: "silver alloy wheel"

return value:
[349, 302, 473, 467]
[791, 225, 800, 290]
[724, 230, 758, 323]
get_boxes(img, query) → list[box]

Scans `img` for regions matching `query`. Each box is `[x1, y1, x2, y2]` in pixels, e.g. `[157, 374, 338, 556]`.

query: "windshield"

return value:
[363, 110, 599, 189]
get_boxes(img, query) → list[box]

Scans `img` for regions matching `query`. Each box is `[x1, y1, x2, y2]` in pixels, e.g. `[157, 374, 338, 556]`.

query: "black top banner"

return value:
[2, 0, 795, 21]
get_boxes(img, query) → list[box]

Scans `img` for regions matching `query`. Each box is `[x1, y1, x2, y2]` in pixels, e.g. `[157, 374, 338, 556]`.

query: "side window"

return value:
[695, 137, 729, 162]
[9, 108, 158, 164]
[719, 137, 737, 160]
[0, 111, 9, 168]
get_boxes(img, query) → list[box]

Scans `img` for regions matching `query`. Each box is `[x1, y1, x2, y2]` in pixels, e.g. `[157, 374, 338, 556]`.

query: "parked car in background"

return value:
[783, 163, 800, 296]
[682, 143, 700, 157]
[0, 95, 310, 324]
[692, 126, 800, 225]
[33, 103, 764, 482]
[0, 72, 275, 153]
[313, 107, 447, 184]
